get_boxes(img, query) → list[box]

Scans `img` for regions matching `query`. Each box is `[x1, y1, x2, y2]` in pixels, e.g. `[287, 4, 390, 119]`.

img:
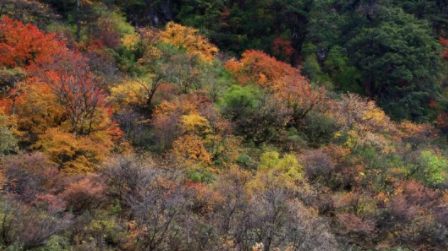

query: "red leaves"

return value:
[225, 49, 328, 125]
[336, 213, 376, 236]
[0, 17, 64, 69]
[225, 49, 296, 87]
[0, 18, 122, 172]
[273, 37, 294, 59]
[0, 17, 66, 116]
[61, 175, 105, 213]
[43, 50, 108, 135]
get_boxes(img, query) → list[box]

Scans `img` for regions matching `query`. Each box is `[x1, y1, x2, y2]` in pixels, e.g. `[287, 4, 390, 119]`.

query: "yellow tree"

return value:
[172, 111, 240, 172]
[172, 113, 213, 168]
[333, 94, 395, 153]
[109, 77, 167, 110]
[155, 96, 240, 175]
[159, 22, 218, 62]
[14, 81, 64, 142]
[34, 127, 114, 173]
[248, 151, 307, 193]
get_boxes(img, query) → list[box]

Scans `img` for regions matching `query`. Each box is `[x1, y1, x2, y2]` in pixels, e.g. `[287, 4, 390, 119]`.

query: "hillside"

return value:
[1, 1, 448, 250]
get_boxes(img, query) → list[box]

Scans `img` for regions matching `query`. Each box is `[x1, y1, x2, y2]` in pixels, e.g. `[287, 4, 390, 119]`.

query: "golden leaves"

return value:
[34, 127, 113, 173]
[159, 22, 218, 62]
[180, 114, 211, 135]
[121, 34, 140, 51]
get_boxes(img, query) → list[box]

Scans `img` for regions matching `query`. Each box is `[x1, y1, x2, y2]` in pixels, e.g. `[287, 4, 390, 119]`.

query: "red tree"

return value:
[0, 17, 64, 69]
[43, 50, 107, 136]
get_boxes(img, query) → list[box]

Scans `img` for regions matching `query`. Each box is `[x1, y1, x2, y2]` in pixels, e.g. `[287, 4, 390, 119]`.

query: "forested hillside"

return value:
[1, 0, 448, 250]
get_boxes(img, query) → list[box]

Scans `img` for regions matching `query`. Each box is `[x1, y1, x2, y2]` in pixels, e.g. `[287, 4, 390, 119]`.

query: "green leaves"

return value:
[314, 4, 442, 121]
[0, 115, 17, 155]
[418, 150, 448, 186]
[405, 149, 448, 187]
[221, 85, 261, 115]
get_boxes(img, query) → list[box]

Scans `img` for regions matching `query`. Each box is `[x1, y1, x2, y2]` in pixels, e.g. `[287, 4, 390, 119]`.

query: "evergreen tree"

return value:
[310, 1, 442, 121]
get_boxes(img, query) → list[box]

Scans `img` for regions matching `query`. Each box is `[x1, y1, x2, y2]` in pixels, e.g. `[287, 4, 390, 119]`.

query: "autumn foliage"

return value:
[1, 8, 448, 251]
[159, 22, 218, 62]
[225, 50, 327, 119]
[0, 17, 63, 69]
[0, 18, 121, 173]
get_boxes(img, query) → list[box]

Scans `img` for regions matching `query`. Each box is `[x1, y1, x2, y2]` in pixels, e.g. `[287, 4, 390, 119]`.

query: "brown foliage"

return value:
[0, 197, 71, 249]
[2, 152, 61, 202]
[61, 174, 105, 214]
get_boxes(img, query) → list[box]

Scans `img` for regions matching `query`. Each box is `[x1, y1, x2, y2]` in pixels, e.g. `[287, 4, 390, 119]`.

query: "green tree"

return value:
[409, 150, 448, 186]
[173, 0, 324, 65]
[175, 0, 225, 33]
[221, 85, 291, 145]
[313, 3, 442, 121]
[393, 0, 448, 35]
[0, 114, 17, 155]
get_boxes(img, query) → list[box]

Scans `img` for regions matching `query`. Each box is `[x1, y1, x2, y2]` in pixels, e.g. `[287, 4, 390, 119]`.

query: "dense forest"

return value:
[1, 0, 448, 250]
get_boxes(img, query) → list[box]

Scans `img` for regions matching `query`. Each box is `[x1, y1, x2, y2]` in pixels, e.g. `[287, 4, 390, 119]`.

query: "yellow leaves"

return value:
[335, 94, 395, 152]
[172, 112, 236, 170]
[361, 100, 391, 132]
[397, 120, 431, 139]
[138, 28, 162, 64]
[259, 151, 281, 170]
[180, 114, 211, 135]
[121, 34, 140, 51]
[86, 218, 115, 233]
[248, 151, 305, 193]
[35, 128, 112, 173]
[279, 154, 304, 180]
[361, 103, 385, 122]
[344, 130, 359, 149]
[162, 98, 241, 171]
[153, 98, 198, 117]
[109, 80, 147, 108]
[167, 107, 214, 169]
[0, 110, 15, 128]
[159, 22, 218, 62]
[15, 82, 64, 137]
[172, 134, 212, 167]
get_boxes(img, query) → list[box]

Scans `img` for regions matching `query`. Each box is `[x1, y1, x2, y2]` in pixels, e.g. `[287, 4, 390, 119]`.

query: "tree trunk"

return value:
[76, 0, 81, 42]
[290, 31, 307, 67]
